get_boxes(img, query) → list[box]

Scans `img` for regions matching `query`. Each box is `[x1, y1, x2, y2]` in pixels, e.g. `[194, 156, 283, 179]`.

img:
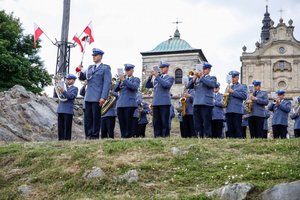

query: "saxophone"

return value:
[179, 81, 188, 116]
[222, 84, 230, 107]
[100, 76, 118, 115]
[246, 85, 254, 113]
[53, 73, 67, 102]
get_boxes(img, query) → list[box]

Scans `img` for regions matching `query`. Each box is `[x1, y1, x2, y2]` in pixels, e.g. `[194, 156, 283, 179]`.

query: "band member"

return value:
[78, 48, 112, 139]
[263, 110, 270, 138]
[247, 80, 269, 138]
[187, 62, 217, 138]
[56, 74, 78, 140]
[115, 64, 140, 138]
[180, 88, 195, 138]
[133, 91, 143, 137]
[101, 90, 118, 139]
[212, 82, 224, 138]
[268, 90, 291, 139]
[290, 96, 300, 138]
[225, 71, 247, 138]
[137, 100, 150, 137]
[145, 61, 174, 137]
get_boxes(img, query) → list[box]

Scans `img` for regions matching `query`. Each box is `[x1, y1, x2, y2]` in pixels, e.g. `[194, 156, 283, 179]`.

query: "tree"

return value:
[0, 10, 52, 94]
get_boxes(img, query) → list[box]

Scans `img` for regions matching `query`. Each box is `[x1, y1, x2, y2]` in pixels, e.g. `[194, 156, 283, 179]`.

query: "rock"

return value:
[261, 180, 300, 200]
[205, 183, 254, 200]
[18, 184, 31, 196]
[171, 147, 185, 155]
[119, 170, 139, 183]
[83, 167, 106, 179]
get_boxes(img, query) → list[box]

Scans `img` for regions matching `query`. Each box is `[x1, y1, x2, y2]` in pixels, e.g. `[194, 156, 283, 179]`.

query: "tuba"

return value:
[53, 73, 67, 102]
[100, 76, 118, 115]
[245, 85, 254, 113]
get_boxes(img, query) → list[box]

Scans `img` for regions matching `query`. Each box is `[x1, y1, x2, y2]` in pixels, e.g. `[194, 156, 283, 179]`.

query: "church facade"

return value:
[241, 6, 300, 98]
[140, 28, 207, 97]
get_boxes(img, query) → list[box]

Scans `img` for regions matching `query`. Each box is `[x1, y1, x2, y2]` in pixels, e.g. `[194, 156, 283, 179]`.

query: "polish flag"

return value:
[33, 23, 44, 48]
[83, 22, 94, 44]
[73, 34, 84, 52]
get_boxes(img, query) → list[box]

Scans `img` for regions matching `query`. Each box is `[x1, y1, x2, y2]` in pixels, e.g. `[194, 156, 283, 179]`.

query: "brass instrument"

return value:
[100, 76, 118, 115]
[222, 74, 231, 107]
[246, 85, 254, 113]
[53, 73, 67, 102]
[292, 96, 300, 114]
[179, 76, 189, 116]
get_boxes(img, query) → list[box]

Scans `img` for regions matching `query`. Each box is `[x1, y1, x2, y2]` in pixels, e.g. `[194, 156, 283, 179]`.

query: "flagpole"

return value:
[72, 21, 93, 46]
[81, 38, 88, 65]
[43, 32, 56, 45]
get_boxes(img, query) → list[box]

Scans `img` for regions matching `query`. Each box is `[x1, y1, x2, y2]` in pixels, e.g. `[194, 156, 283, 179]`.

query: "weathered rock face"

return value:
[261, 180, 300, 200]
[0, 85, 85, 142]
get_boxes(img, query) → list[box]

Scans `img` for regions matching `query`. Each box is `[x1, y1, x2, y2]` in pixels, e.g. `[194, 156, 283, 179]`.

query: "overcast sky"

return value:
[1, 0, 300, 94]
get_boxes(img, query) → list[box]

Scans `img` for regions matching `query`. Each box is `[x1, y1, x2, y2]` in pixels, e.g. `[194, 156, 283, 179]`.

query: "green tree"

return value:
[0, 10, 51, 94]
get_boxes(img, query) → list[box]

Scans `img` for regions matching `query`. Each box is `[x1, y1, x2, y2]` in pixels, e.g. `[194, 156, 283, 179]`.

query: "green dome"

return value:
[150, 29, 194, 52]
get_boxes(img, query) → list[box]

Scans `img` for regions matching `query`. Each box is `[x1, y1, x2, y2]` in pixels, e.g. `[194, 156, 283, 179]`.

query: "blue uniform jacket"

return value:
[57, 85, 78, 115]
[138, 102, 150, 125]
[133, 92, 143, 118]
[187, 75, 217, 106]
[249, 90, 269, 117]
[268, 100, 291, 126]
[212, 92, 225, 120]
[264, 110, 270, 130]
[101, 91, 118, 118]
[115, 77, 140, 108]
[226, 83, 247, 114]
[79, 63, 112, 102]
[290, 109, 300, 129]
[145, 75, 174, 106]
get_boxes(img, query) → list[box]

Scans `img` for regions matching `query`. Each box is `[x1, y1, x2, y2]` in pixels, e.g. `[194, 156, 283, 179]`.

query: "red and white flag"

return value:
[73, 34, 84, 52]
[83, 22, 94, 44]
[33, 23, 44, 48]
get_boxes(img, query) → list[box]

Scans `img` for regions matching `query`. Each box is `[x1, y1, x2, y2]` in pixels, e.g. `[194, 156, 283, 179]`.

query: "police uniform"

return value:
[79, 84, 88, 138]
[57, 74, 78, 140]
[247, 80, 269, 138]
[187, 63, 217, 138]
[78, 48, 112, 139]
[290, 97, 300, 138]
[145, 62, 174, 137]
[115, 64, 140, 138]
[132, 92, 143, 137]
[137, 101, 150, 137]
[268, 90, 291, 139]
[101, 90, 118, 139]
[212, 83, 224, 138]
[263, 110, 270, 138]
[225, 71, 247, 138]
[181, 88, 195, 138]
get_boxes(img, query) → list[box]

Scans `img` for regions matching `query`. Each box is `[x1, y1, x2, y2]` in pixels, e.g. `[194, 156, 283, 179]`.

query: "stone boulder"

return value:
[261, 180, 300, 200]
[205, 183, 255, 200]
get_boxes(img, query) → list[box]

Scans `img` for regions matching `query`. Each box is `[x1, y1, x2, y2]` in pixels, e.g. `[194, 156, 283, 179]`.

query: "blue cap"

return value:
[202, 62, 212, 69]
[66, 74, 77, 80]
[159, 61, 170, 68]
[92, 48, 104, 56]
[124, 64, 135, 70]
[252, 80, 261, 86]
[229, 70, 240, 77]
[215, 82, 220, 88]
[276, 90, 285, 95]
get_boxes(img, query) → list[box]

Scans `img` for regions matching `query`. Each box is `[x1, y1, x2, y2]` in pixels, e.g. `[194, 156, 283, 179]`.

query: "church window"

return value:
[175, 68, 183, 84]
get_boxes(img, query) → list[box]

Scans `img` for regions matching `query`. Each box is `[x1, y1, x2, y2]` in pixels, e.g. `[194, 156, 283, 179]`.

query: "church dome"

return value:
[149, 29, 194, 52]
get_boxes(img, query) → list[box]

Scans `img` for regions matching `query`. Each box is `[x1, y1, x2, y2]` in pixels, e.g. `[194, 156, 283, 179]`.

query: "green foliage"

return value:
[0, 10, 51, 94]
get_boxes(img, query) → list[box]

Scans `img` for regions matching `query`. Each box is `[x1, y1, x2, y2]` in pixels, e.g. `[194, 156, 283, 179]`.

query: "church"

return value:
[140, 27, 208, 97]
[240, 5, 300, 98]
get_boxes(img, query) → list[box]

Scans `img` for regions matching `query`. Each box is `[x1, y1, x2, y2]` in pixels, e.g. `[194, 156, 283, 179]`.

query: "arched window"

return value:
[175, 68, 183, 84]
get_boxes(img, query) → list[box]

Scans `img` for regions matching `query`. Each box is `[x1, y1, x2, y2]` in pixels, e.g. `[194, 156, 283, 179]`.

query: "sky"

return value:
[1, 0, 300, 94]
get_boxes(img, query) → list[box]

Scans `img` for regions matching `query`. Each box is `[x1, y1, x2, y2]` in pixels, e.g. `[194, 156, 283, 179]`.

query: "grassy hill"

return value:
[1, 138, 300, 199]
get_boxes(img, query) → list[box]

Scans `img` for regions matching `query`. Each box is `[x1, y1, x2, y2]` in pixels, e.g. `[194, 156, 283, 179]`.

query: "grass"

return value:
[0, 138, 300, 199]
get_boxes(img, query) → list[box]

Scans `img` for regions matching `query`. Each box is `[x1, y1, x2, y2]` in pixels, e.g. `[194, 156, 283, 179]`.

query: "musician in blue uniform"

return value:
[145, 61, 174, 137]
[137, 100, 150, 137]
[57, 74, 78, 140]
[247, 80, 269, 138]
[212, 82, 224, 138]
[263, 110, 270, 138]
[78, 48, 112, 139]
[187, 62, 217, 138]
[225, 71, 247, 138]
[180, 88, 195, 138]
[133, 91, 143, 137]
[115, 64, 140, 138]
[268, 90, 291, 139]
[101, 88, 118, 139]
[241, 106, 249, 139]
[290, 96, 300, 138]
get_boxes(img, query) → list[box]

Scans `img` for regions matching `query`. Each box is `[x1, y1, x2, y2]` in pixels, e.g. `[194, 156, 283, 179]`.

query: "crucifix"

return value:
[279, 8, 284, 19]
[173, 18, 182, 29]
